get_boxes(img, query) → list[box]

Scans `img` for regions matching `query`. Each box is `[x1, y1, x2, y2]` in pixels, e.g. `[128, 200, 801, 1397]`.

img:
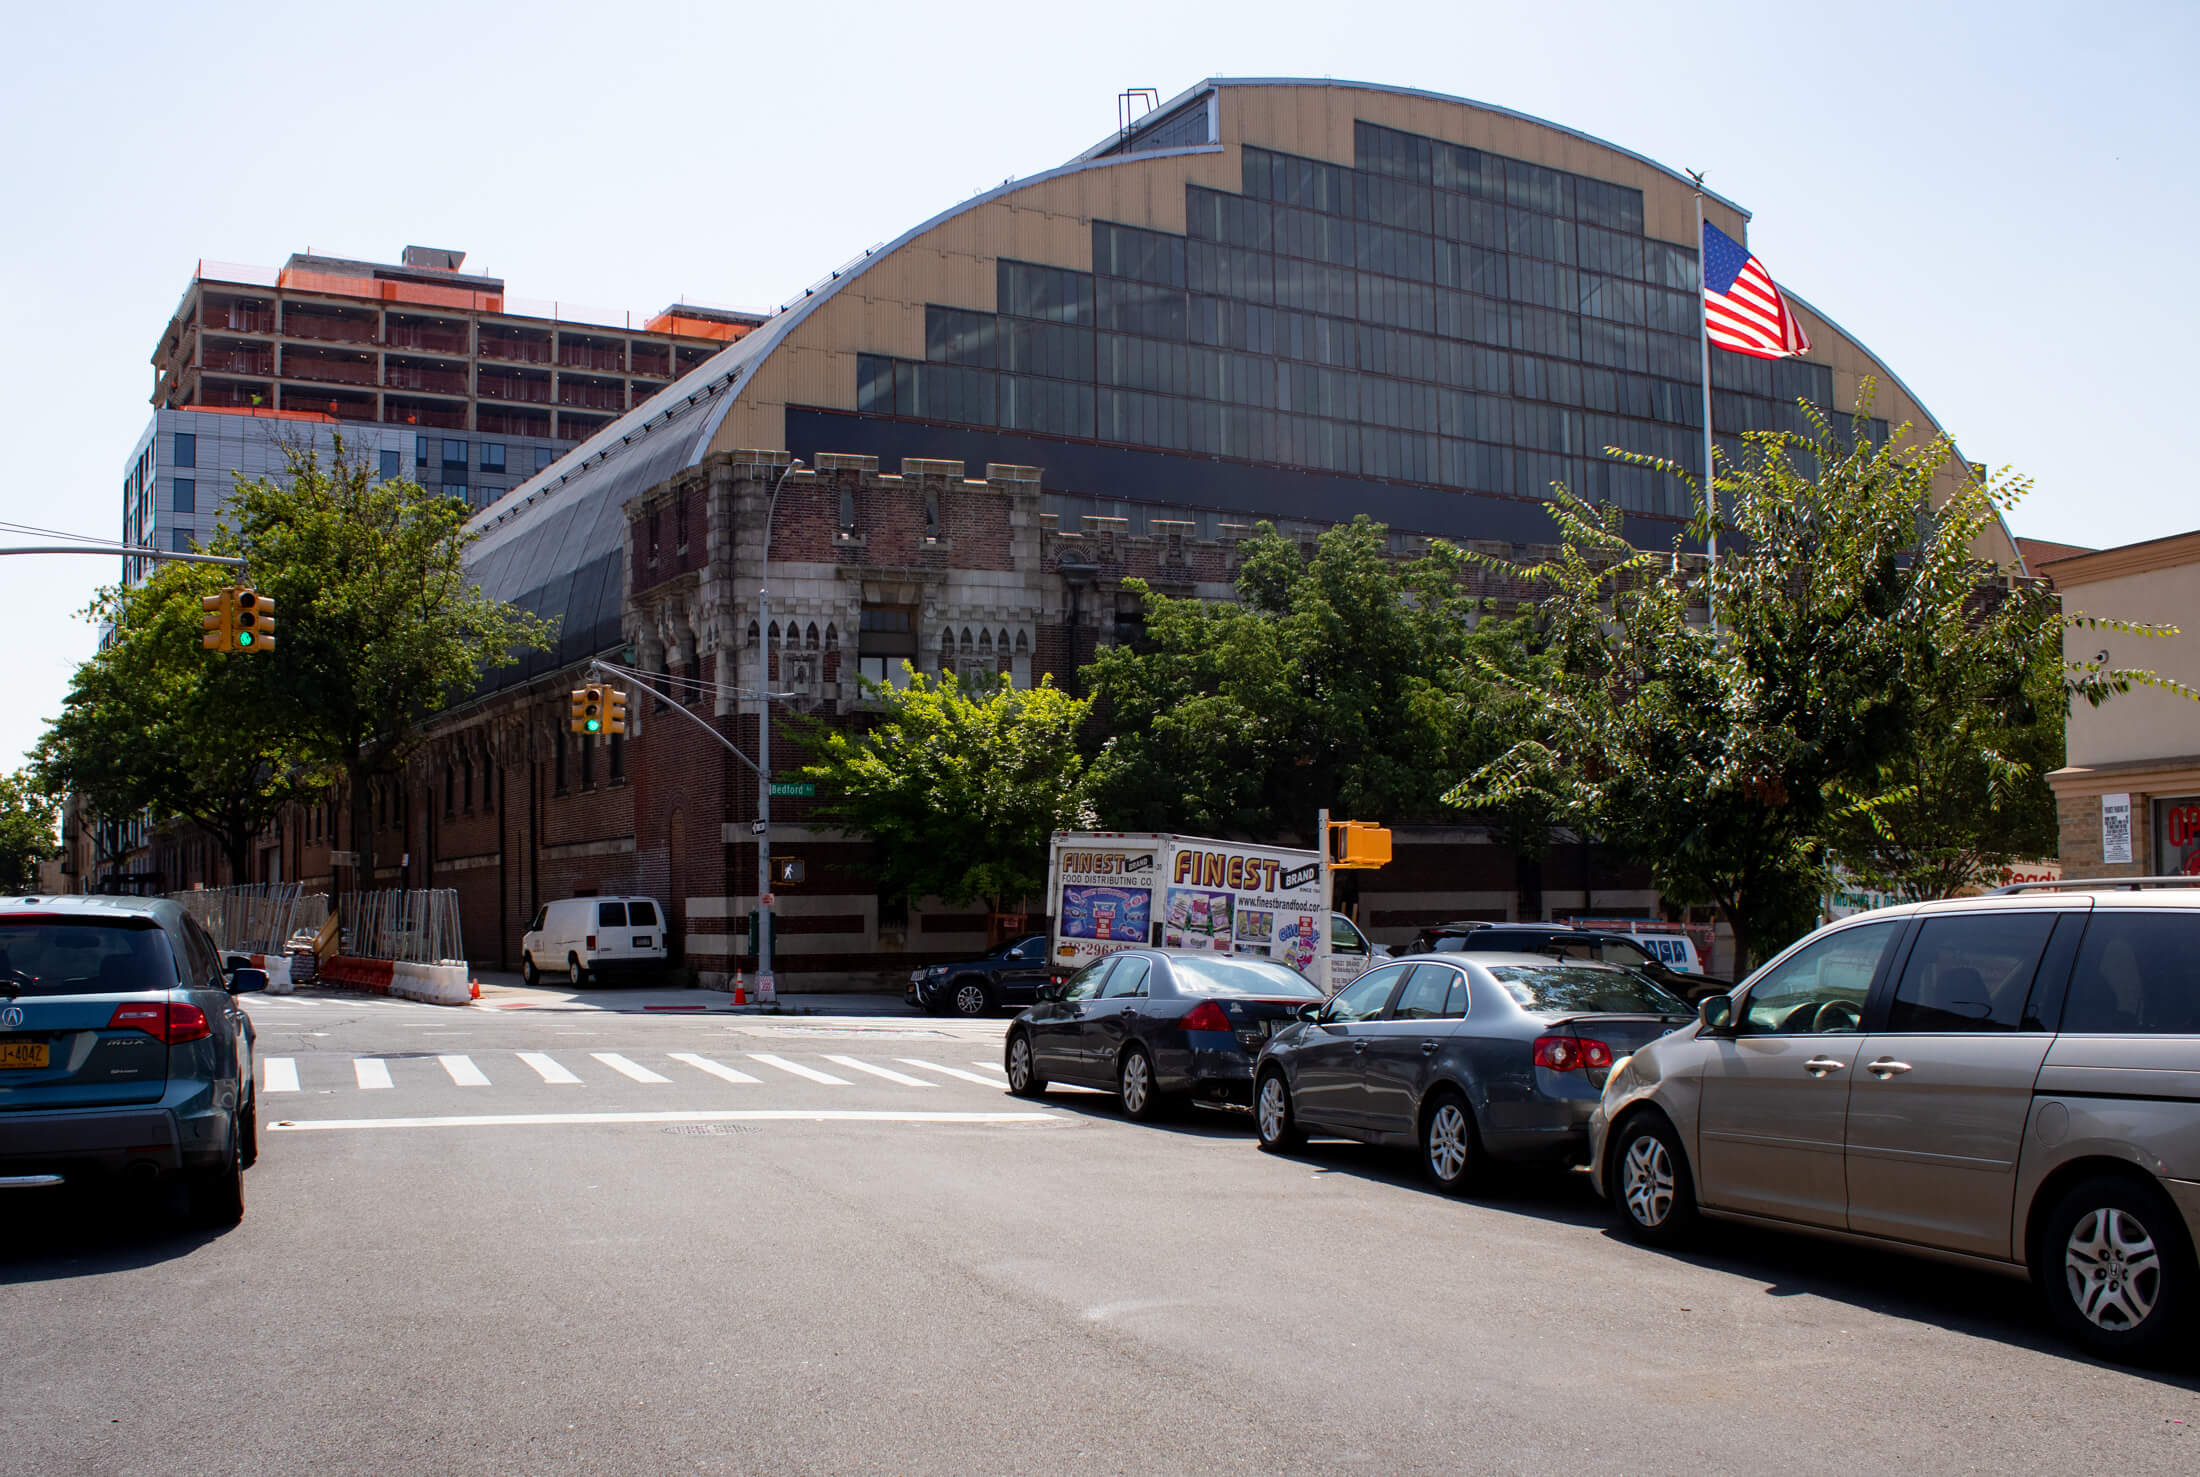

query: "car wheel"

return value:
[1421, 1090, 1480, 1194]
[1004, 1031, 1047, 1098]
[1608, 1111, 1697, 1246]
[521, 953, 539, 987]
[1117, 1045, 1167, 1122]
[568, 954, 586, 989]
[239, 1093, 259, 1171]
[1255, 1070, 1304, 1153]
[2040, 1174, 2195, 1363]
[950, 978, 990, 1018]
[185, 1111, 246, 1228]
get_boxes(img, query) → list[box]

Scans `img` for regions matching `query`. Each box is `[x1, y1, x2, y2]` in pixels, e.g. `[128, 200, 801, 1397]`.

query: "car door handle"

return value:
[1866, 1058, 1913, 1076]
[1421, 1040, 1438, 1054]
[1119, 1007, 1136, 1017]
[1353, 1041, 1369, 1053]
[1803, 1056, 1848, 1076]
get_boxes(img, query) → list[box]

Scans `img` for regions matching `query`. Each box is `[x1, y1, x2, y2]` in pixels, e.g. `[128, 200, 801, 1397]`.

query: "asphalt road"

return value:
[3, 988, 2195, 1475]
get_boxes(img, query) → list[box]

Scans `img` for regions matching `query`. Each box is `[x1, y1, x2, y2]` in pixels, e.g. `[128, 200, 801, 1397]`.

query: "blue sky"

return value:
[2, 0, 2193, 772]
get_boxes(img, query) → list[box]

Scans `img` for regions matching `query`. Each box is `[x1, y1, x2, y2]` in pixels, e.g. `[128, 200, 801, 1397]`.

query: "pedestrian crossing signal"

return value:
[1327, 820, 1392, 870]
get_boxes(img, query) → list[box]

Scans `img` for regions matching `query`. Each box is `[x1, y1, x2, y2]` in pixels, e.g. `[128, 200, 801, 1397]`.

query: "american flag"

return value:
[1701, 221, 1811, 360]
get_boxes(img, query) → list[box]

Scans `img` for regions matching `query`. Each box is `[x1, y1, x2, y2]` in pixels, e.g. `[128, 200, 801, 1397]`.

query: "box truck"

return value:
[1045, 831, 1381, 993]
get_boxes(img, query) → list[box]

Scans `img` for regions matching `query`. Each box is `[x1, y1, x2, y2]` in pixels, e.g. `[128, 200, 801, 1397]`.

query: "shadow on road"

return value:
[0, 1186, 228, 1284]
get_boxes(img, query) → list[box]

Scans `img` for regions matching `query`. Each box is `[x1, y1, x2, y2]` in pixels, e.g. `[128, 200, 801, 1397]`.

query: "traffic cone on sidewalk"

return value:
[734, 968, 747, 1006]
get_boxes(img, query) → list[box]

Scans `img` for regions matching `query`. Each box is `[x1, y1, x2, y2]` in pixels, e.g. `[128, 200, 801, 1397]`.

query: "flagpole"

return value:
[1692, 180, 1718, 635]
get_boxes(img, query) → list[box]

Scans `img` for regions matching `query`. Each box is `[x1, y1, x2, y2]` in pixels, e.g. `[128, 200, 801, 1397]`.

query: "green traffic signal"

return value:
[584, 718, 601, 733]
[237, 631, 254, 647]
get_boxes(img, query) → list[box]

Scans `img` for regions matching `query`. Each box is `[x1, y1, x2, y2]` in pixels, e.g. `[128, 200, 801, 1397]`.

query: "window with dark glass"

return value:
[609, 731, 623, 783]
[579, 733, 594, 789]
[1886, 913, 2058, 1032]
[554, 726, 567, 794]
[379, 449, 400, 480]
[480, 443, 506, 472]
[173, 432, 196, 468]
[2060, 914, 2200, 1034]
[173, 478, 195, 513]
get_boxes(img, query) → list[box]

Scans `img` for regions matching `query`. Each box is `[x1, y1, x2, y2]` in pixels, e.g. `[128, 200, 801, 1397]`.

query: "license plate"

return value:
[0, 1041, 49, 1069]
[634, 936, 653, 948]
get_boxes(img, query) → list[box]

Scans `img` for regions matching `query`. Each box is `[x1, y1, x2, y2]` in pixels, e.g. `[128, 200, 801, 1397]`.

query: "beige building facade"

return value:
[2045, 531, 2200, 877]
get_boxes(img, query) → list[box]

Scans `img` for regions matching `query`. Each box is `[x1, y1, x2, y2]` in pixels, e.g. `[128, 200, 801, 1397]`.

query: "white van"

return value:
[521, 896, 669, 987]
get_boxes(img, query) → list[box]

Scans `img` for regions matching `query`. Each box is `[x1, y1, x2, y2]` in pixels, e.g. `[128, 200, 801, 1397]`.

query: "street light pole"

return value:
[756, 457, 804, 1000]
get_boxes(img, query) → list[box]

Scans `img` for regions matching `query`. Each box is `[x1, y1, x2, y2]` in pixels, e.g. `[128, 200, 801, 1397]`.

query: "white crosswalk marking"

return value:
[591, 1052, 671, 1084]
[668, 1052, 761, 1085]
[822, 1055, 933, 1088]
[748, 1053, 851, 1085]
[262, 1058, 299, 1093]
[354, 1058, 394, 1090]
[438, 1054, 490, 1086]
[968, 1060, 1008, 1075]
[898, 1059, 1005, 1088]
[517, 1052, 582, 1084]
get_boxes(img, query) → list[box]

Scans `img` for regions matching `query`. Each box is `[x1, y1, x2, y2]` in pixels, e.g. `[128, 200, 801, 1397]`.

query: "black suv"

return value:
[1405, 921, 1730, 1003]
[907, 936, 1053, 1016]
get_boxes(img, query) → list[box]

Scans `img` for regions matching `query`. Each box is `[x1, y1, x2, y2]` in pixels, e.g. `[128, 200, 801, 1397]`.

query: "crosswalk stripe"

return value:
[591, 1052, 671, 1084]
[748, 1053, 851, 1085]
[263, 1058, 299, 1093]
[822, 1055, 933, 1087]
[897, 1058, 1004, 1088]
[968, 1060, 1008, 1075]
[438, 1054, 491, 1086]
[354, 1058, 394, 1089]
[517, 1052, 582, 1084]
[668, 1052, 761, 1085]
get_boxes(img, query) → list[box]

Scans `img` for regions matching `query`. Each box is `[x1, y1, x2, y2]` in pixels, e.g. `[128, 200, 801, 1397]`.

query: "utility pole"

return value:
[755, 458, 804, 1003]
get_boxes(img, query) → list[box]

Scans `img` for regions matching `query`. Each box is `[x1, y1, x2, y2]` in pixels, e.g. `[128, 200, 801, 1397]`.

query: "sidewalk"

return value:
[468, 969, 923, 1017]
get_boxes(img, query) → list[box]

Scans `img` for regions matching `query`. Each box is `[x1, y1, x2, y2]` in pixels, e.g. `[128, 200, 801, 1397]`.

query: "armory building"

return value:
[143, 79, 2025, 983]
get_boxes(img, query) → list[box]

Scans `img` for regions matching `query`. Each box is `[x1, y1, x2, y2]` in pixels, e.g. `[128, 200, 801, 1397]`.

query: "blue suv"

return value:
[0, 894, 265, 1226]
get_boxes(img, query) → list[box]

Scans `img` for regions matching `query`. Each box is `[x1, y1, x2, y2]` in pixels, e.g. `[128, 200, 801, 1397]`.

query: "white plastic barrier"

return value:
[247, 953, 295, 994]
[390, 960, 474, 1006]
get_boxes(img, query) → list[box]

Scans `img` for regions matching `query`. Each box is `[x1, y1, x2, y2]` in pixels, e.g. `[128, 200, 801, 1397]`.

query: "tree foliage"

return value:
[1445, 388, 2169, 971]
[213, 442, 556, 879]
[0, 768, 59, 891]
[799, 671, 1092, 911]
[1082, 516, 1542, 842]
[38, 558, 317, 882]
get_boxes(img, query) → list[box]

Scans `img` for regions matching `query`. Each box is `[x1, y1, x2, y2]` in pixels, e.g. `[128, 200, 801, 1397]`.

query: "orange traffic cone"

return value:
[734, 969, 747, 1006]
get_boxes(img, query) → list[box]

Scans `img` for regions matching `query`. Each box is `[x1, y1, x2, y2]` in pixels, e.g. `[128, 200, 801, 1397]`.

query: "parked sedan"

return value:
[1251, 953, 1693, 1191]
[1002, 949, 1324, 1120]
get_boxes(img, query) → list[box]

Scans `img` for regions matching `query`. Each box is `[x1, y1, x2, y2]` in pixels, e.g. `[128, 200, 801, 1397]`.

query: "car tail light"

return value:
[1181, 1001, 1232, 1032]
[1533, 1034, 1613, 1072]
[106, 1002, 211, 1045]
[586, 934, 597, 950]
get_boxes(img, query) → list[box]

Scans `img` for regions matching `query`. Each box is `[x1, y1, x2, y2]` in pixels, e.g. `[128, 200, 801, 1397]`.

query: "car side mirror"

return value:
[1698, 995, 1734, 1033]
[1297, 1002, 1323, 1023]
[224, 954, 253, 974]
[1038, 983, 1064, 1002]
[229, 967, 269, 995]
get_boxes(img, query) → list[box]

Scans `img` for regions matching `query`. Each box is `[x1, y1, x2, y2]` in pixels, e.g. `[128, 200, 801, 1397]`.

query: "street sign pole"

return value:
[1316, 807, 1333, 994]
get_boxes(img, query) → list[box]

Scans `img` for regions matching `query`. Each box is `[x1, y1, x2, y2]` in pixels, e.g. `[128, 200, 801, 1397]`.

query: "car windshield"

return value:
[1166, 956, 1323, 999]
[0, 919, 179, 997]
[1487, 964, 1688, 1015]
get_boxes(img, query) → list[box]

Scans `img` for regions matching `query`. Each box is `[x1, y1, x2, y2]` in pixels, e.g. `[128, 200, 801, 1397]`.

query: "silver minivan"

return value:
[1589, 878, 2200, 1362]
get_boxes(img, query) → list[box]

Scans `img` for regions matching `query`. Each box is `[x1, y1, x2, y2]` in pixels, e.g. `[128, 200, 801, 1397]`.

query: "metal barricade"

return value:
[169, 883, 304, 956]
[339, 888, 465, 965]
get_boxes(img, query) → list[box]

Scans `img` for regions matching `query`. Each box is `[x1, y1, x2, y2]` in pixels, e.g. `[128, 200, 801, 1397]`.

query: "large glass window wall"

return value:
[855, 117, 1881, 524]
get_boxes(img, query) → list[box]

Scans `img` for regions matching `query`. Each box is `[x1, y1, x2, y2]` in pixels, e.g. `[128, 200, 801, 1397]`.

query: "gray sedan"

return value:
[1251, 953, 1694, 1191]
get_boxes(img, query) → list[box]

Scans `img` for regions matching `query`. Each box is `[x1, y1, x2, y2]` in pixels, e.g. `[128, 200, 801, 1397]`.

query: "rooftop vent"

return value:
[400, 245, 467, 272]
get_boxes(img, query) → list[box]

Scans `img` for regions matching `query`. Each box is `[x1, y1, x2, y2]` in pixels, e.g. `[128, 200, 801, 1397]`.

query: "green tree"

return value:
[1446, 391, 2169, 971]
[0, 768, 60, 891]
[1083, 516, 1534, 841]
[211, 442, 555, 881]
[800, 670, 1091, 913]
[38, 559, 318, 883]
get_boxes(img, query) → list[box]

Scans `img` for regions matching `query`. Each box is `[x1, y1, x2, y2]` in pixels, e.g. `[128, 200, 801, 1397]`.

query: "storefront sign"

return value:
[2155, 796, 2200, 877]
[2101, 793, 2133, 865]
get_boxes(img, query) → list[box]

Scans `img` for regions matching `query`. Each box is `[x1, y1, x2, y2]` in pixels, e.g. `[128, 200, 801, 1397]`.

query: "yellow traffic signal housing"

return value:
[200, 589, 234, 651]
[232, 588, 275, 652]
[1328, 820, 1393, 870]
[570, 685, 604, 734]
[568, 689, 588, 733]
[605, 689, 629, 735]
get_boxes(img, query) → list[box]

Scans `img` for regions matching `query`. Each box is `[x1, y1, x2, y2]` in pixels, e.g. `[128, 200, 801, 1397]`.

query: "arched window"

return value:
[823, 623, 838, 649]
[978, 629, 993, 655]
[805, 622, 819, 650]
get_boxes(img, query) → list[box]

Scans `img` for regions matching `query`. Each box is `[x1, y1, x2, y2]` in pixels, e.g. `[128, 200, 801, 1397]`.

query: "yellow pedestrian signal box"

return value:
[200, 591, 232, 651]
[605, 689, 629, 735]
[232, 588, 274, 652]
[1327, 820, 1392, 870]
[570, 686, 605, 734]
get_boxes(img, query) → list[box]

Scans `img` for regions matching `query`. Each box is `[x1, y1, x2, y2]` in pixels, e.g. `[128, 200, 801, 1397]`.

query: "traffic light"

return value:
[570, 686, 604, 734]
[232, 588, 274, 652]
[1327, 819, 1392, 870]
[605, 688, 629, 735]
[200, 590, 233, 651]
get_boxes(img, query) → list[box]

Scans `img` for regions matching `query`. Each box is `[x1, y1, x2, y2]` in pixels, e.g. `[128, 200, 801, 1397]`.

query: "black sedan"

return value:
[1002, 949, 1324, 1121]
[1250, 953, 1694, 1191]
